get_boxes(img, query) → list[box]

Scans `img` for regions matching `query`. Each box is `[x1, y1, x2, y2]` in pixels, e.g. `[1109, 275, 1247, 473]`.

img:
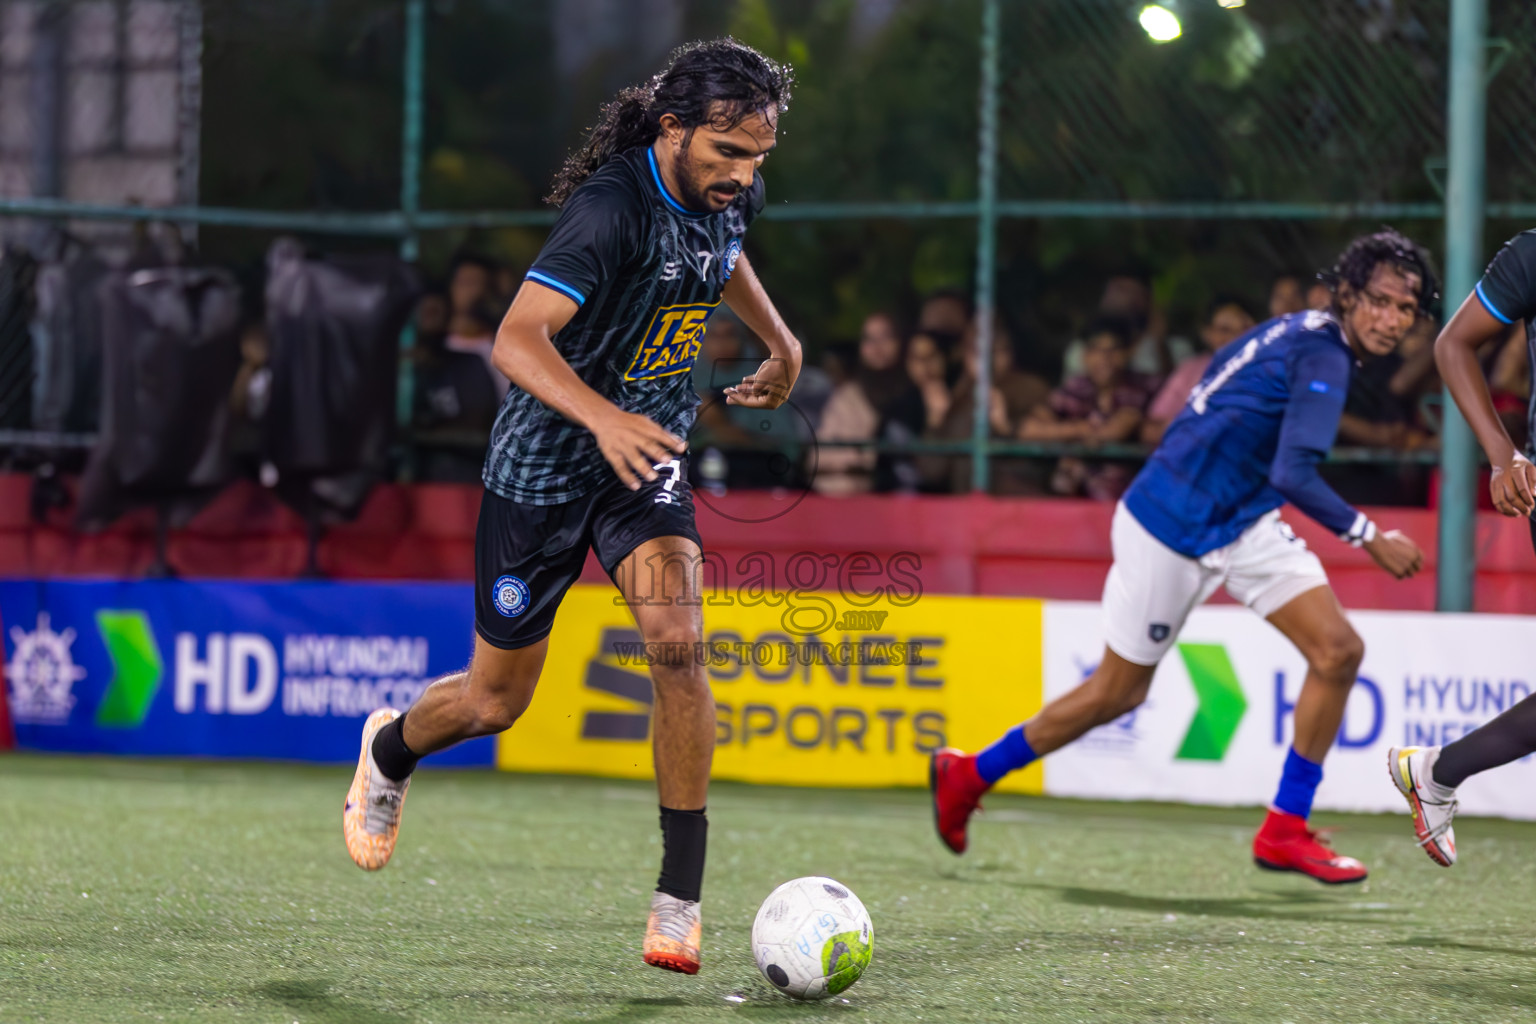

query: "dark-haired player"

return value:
[342, 39, 799, 975]
[932, 230, 1435, 884]
[1389, 228, 1536, 868]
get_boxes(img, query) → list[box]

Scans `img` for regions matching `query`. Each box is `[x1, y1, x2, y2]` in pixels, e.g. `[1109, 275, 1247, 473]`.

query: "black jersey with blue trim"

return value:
[1473, 229, 1536, 456]
[483, 146, 765, 505]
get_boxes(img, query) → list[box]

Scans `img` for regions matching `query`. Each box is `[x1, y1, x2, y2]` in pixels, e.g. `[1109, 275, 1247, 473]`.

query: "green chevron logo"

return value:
[1174, 642, 1247, 761]
[94, 611, 163, 728]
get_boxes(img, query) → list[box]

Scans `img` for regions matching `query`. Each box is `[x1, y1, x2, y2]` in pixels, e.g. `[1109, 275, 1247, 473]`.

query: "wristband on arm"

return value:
[1340, 513, 1378, 547]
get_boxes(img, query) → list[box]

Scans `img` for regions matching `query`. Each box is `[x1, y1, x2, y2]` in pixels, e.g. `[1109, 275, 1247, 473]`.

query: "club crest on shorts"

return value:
[1148, 623, 1171, 643]
[492, 574, 531, 618]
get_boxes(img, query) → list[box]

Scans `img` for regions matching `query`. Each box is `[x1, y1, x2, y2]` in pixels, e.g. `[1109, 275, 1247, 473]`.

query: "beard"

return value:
[674, 149, 739, 212]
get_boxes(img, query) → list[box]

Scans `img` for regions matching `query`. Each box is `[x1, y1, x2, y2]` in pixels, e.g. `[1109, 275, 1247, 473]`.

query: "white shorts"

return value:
[1103, 501, 1330, 666]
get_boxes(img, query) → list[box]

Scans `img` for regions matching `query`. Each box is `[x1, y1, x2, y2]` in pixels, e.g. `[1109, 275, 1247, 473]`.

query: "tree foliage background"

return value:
[199, 0, 1536, 373]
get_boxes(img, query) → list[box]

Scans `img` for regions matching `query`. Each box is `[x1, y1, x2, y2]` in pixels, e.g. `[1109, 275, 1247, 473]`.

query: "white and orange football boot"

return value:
[643, 891, 702, 974]
[1388, 745, 1458, 867]
[343, 708, 411, 871]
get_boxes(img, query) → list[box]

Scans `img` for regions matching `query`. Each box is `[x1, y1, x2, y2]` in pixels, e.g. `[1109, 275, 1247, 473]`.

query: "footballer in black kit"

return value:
[475, 144, 767, 648]
[1386, 229, 1536, 869]
[340, 39, 801, 976]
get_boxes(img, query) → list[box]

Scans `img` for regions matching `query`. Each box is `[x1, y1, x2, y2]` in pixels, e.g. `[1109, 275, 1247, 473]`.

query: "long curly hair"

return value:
[546, 38, 793, 208]
[1323, 229, 1441, 319]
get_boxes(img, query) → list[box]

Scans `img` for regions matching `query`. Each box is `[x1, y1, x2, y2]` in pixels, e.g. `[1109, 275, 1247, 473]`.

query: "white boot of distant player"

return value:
[1388, 745, 1457, 867]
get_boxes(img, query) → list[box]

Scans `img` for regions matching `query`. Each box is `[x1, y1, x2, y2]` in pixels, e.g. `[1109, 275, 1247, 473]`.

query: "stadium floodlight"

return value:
[1139, 5, 1182, 42]
[1218, 0, 1246, 8]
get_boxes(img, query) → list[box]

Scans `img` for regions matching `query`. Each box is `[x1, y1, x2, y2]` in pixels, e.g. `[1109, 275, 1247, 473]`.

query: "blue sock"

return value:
[975, 725, 1037, 785]
[1272, 747, 1323, 818]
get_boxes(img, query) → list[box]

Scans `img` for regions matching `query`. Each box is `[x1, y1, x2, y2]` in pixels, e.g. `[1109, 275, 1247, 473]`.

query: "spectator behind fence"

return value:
[1141, 297, 1256, 445]
[414, 288, 499, 482]
[1062, 274, 1187, 380]
[414, 291, 497, 432]
[416, 289, 449, 349]
[920, 315, 1051, 494]
[445, 254, 507, 400]
[917, 287, 973, 377]
[901, 331, 951, 431]
[872, 330, 954, 493]
[1023, 316, 1156, 501]
[1306, 278, 1331, 312]
[813, 313, 914, 495]
[1269, 273, 1307, 318]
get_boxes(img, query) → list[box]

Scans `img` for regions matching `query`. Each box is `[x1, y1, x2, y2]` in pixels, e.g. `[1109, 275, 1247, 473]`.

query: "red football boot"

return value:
[1252, 809, 1367, 884]
[930, 748, 990, 854]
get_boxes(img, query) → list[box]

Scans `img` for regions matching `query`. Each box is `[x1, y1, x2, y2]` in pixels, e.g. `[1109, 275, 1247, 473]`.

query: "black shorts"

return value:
[474, 457, 701, 650]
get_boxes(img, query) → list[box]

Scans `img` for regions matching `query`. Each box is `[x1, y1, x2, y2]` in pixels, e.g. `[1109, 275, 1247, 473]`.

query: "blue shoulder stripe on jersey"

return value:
[646, 149, 709, 218]
[525, 270, 586, 306]
[1475, 280, 1515, 325]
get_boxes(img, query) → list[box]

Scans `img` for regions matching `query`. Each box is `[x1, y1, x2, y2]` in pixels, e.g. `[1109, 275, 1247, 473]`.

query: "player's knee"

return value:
[645, 623, 706, 691]
[1310, 628, 1364, 682]
[464, 674, 535, 734]
[469, 690, 529, 734]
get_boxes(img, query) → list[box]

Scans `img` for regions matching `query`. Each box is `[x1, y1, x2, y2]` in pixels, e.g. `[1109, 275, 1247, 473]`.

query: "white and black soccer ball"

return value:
[751, 876, 873, 1000]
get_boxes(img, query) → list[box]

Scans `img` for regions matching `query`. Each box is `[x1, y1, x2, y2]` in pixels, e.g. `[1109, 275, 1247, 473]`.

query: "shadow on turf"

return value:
[1424, 975, 1536, 1011]
[1396, 936, 1536, 961]
[1010, 883, 1409, 925]
[577, 995, 690, 1023]
[257, 979, 416, 1024]
[583, 992, 861, 1020]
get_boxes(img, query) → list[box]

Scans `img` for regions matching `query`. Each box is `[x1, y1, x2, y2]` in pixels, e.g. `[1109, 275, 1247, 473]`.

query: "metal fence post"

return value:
[1436, 0, 1487, 612]
[396, 0, 426, 437]
[970, 0, 1000, 493]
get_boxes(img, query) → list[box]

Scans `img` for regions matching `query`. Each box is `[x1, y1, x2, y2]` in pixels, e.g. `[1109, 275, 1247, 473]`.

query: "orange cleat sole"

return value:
[643, 951, 701, 975]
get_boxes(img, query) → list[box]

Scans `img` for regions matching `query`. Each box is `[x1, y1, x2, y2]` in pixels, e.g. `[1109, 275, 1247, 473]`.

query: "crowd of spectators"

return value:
[774, 271, 1527, 506]
[397, 255, 1534, 507]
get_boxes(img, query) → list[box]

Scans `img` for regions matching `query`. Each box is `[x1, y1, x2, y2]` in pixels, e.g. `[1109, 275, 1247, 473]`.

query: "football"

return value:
[751, 876, 873, 1000]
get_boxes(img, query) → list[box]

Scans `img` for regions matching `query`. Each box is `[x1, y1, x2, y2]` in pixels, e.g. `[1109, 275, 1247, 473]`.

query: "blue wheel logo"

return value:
[723, 238, 743, 280]
[492, 575, 531, 617]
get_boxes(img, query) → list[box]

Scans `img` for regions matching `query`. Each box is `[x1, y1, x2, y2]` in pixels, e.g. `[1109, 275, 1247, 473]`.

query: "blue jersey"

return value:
[1122, 311, 1370, 558]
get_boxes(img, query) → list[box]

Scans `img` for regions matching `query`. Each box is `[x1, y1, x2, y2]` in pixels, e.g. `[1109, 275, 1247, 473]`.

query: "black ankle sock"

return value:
[1433, 692, 1536, 788]
[656, 806, 708, 903]
[371, 713, 420, 782]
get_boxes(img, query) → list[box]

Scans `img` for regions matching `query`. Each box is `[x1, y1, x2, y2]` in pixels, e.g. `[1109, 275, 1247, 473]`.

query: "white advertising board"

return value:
[1042, 601, 1536, 821]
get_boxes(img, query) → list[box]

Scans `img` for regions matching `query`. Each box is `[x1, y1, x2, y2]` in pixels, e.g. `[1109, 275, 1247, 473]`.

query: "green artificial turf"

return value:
[2, 754, 1534, 1023]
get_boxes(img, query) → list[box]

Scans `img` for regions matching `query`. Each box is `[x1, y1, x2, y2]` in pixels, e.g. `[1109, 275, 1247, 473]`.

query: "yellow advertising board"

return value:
[496, 585, 1043, 794]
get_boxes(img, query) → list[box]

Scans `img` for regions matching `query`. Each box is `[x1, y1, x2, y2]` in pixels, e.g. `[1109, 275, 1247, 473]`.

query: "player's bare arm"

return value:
[1435, 292, 1536, 516]
[1279, 263, 1424, 579]
[493, 283, 686, 490]
[722, 251, 801, 409]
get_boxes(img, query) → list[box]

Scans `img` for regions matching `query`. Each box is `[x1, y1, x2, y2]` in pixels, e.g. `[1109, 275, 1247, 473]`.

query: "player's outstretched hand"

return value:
[1490, 452, 1536, 518]
[1363, 529, 1423, 580]
[591, 408, 686, 490]
[724, 358, 794, 410]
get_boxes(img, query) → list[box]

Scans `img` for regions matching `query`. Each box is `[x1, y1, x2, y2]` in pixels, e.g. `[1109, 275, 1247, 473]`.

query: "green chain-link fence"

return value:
[0, 0, 1520, 605]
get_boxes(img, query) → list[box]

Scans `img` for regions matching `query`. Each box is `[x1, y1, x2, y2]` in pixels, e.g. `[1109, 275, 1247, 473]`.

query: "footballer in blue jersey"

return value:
[1388, 228, 1536, 869]
[932, 230, 1437, 885]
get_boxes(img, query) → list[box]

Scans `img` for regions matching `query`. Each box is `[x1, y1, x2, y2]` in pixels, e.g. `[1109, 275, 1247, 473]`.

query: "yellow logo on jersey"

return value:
[624, 301, 719, 381]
